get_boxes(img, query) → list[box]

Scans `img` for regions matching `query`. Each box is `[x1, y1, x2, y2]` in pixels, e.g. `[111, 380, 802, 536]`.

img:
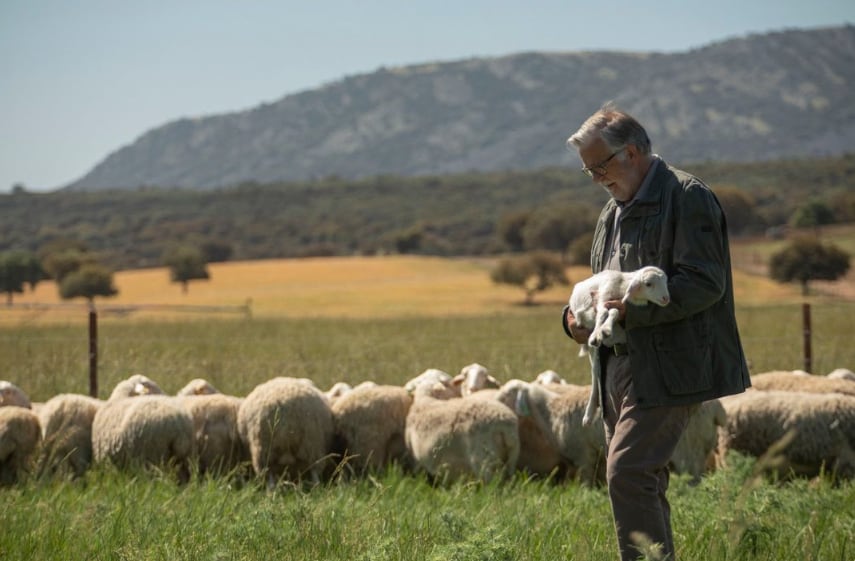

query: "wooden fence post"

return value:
[802, 302, 812, 374]
[89, 303, 98, 398]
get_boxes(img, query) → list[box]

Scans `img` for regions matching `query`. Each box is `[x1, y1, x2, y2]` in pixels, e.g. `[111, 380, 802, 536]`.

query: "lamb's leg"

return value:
[588, 305, 614, 347]
[583, 348, 600, 426]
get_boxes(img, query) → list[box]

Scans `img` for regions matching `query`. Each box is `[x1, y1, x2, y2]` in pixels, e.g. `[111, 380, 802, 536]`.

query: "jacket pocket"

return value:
[652, 321, 713, 395]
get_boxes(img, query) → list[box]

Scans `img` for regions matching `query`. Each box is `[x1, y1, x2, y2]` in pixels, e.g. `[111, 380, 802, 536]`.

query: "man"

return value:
[562, 103, 750, 561]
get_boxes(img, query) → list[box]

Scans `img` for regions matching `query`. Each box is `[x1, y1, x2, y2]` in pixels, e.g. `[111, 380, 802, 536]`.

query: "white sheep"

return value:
[827, 368, 855, 382]
[533, 370, 568, 386]
[750, 371, 855, 397]
[0, 405, 41, 485]
[669, 399, 727, 483]
[495, 380, 606, 485]
[404, 379, 519, 483]
[0, 380, 32, 409]
[404, 368, 460, 399]
[91, 376, 194, 481]
[178, 393, 248, 476]
[176, 378, 221, 396]
[37, 393, 103, 478]
[568, 266, 670, 425]
[451, 363, 501, 397]
[330, 384, 414, 473]
[718, 390, 855, 480]
[237, 377, 334, 486]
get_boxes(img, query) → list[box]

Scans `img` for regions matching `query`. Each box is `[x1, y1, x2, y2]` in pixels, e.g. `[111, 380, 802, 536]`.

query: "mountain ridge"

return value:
[64, 25, 855, 191]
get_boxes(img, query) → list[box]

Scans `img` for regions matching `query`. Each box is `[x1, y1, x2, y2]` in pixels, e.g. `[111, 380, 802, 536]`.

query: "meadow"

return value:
[2, 255, 854, 560]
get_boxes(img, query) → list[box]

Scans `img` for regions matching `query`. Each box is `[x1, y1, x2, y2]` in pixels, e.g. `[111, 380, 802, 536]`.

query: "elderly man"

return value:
[562, 103, 750, 561]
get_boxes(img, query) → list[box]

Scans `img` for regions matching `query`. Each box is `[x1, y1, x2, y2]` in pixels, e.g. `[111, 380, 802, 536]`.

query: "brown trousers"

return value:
[602, 353, 693, 561]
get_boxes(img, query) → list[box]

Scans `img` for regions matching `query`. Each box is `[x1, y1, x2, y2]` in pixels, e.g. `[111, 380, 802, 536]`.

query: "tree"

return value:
[59, 263, 118, 303]
[490, 251, 569, 305]
[163, 245, 210, 294]
[567, 232, 595, 266]
[713, 185, 761, 236]
[769, 236, 850, 296]
[521, 204, 598, 260]
[789, 200, 835, 229]
[496, 210, 531, 252]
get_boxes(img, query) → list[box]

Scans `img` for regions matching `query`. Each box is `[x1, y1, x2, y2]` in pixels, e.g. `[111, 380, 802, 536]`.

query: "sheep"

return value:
[404, 368, 460, 399]
[0, 405, 41, 485]
[330, 384, 414, 474]
[567, 266, 670, 426]
[237, 377, 334, 486]
[37, 393, 103, 477]
[91, 376, 194, 481]
[176, 378, 221, 396]
[750, 371, 855, 397]
[404, 379, 519, 484]
[178, 393, 248, 476]
[495, 380, 606, 485]
[0, 380, 32, 409]
[718, 390, 855, 480]
[533, 370, 568, 386]
[451, 363, 501, 397]
[669, 399, 727, 483]
[828, 368, 855, 382]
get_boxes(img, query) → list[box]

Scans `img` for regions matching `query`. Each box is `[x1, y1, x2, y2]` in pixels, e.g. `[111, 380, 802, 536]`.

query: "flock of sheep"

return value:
[2, 364, 855, 487]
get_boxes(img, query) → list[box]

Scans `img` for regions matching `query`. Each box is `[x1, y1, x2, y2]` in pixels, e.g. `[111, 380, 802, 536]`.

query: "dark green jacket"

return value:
[590, 160, 751, 407]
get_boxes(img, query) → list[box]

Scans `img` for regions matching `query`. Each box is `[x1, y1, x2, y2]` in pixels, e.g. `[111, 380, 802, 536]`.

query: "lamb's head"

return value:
[452, 362, 500, 397]
[109, 374, 165, 400]
[0, 380, 31, 408]
[623, 266, 670, 307]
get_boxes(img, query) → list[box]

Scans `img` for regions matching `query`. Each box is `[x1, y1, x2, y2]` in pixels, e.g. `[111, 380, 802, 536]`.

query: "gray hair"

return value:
[566, 102, 652, 155]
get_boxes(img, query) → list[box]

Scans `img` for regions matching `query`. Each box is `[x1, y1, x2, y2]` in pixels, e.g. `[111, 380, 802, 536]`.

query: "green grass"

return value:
[2, 306, 855, 560]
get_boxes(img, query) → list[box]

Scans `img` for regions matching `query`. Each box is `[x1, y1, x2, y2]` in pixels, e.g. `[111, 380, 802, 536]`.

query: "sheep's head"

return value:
[177, 378, 220, 396]
[623, 266, 670, 307]
[0, 380, 31, 408]
[452, 362, 500, 397]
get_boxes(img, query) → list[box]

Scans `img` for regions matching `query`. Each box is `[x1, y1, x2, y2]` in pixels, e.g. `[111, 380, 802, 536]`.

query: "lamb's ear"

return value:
[450, 374, 465, 387]
[514, 387, 531, 417]
[623, 279, 642, 303]
[486, 375, 501, 389]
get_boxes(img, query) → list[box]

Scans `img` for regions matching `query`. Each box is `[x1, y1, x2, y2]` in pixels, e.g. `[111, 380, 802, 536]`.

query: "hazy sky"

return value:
[2, 1, 853, 193]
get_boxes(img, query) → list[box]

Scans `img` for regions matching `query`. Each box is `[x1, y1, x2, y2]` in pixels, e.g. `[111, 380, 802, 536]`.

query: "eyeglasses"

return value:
[581, 147, 625, 177]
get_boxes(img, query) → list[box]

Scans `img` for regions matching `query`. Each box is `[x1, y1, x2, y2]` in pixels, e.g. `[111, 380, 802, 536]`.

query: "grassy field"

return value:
[2, 253, 854, 560]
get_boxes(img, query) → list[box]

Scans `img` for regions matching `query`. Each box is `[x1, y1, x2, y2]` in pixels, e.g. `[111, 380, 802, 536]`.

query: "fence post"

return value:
[89, 302, 98, 398]
[802, 302, 812, 374]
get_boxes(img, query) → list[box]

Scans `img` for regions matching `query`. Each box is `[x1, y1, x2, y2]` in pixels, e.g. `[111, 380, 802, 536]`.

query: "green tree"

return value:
[567, 232, 595, 266]
[769, 236, 850, 296]
[163, 245, 210, 294]
[496, 210, 531, 252]
[58, 263, 118, 303]
[713, 185, 761, 235]
[522, 204, 598, 260]
[0, 251, 27, 304]
[490, 251, 569, 305]
[789, 200, 835, 229]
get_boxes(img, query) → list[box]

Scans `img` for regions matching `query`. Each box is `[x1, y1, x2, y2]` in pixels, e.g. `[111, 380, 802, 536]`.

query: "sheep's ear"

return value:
[450, 374, 465, 387]
[514, 388, 531, 417]
[624, 279, 642, 302]
[486, 375, 501, 389]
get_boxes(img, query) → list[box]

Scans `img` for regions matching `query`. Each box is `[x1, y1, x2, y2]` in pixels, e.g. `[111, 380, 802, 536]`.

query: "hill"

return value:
[63, 25, 855, 191]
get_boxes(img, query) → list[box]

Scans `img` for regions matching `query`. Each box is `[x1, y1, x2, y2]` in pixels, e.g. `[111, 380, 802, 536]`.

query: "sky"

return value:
[2, 1, 854, 193]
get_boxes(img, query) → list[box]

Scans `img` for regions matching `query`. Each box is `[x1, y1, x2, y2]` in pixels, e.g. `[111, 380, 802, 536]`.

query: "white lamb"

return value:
[405, 379, 519, 484]
[237, 377, 334, 486]
[568, 266, 670, 426]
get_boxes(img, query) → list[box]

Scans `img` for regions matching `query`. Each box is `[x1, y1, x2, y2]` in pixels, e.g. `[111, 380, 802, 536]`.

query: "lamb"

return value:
[718, 390, 855, 480]
[567, 266, 670, 426]
[0, 405, 41, 485]
[237, 377, 334, 486]
[330, 384, 414, 474]
[750, 371, 855, 397]
[404, 379, 519, 483]
[669, 399, 727, 483]
[495, 380, 606, 485]
[452, 363, 501, 397]
[178, 393, 248, 476]
[37, 393, 103, 477]
[176, 378, 221, 396]
[91, 376, 194, 481]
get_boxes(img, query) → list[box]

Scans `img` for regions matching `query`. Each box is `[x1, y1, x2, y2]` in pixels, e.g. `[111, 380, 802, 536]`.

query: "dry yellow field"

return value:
[2, 254, 819, 325]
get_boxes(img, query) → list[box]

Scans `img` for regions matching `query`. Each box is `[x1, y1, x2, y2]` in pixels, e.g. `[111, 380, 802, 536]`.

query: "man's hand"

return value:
[602, 299, 627, 323]
[564, 307, 592, 345]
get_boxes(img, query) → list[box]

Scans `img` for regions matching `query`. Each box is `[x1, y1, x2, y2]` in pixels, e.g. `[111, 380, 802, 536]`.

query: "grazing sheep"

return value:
[718, 390, 855, 480]
[533, 370, 567, 386]
[176, 378, 221, 396]
[92, 376, 194, 480]
[567, 266, 670, 426]
[404, 369, 460, 399]
[0, 406, 41, 485]
[495, 380, 606, 485]
[669, 399, 726, 483]
[325, 382, 353, 403]
[452, 363, 501, 397]
[179, 393, 248, 476]
[237, 377, 334, 485]
[330, 384, 413, 473]
[828, 368, 855, 382]
[405, 380, 519, 483]
[750, 371, 855, 397]
[37, 393, 103, 477]
[0, 380, 32, 409]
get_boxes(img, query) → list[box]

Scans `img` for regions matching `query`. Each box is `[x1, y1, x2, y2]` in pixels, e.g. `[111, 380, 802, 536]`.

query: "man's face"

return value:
[578, 137, 644, 202]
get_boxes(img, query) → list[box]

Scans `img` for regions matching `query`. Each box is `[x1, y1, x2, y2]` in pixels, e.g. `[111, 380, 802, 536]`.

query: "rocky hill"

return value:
[64, 25, 855, 191]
